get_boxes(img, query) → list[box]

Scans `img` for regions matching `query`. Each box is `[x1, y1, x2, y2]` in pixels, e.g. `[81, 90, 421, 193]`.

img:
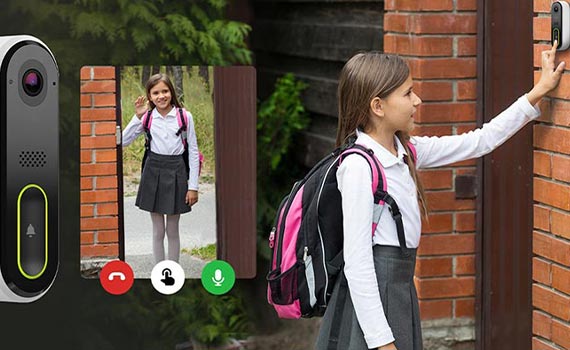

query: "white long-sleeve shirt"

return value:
[122, 106, 200, 191]
[338, 94, 541, 349]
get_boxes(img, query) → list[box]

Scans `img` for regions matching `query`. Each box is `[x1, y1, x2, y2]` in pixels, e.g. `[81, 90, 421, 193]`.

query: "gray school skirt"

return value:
[135, 151, 191, 215]
[315, 245, 422, 350]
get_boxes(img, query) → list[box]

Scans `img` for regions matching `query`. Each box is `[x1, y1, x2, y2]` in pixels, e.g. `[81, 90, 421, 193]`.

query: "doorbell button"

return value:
[17, 184, 48, 279]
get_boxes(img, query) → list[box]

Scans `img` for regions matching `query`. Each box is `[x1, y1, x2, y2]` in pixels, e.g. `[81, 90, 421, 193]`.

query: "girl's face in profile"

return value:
[149, 81, 172, 111]
[378, 73, 422, 133]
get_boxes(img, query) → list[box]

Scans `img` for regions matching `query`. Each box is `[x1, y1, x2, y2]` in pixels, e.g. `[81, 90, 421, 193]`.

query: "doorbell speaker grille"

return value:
[19, 150, 47, 168]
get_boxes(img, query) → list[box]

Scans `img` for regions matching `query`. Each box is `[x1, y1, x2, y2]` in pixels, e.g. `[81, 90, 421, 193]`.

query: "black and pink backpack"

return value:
[141, 107, 204, 176]
[266, 140, 417, 319]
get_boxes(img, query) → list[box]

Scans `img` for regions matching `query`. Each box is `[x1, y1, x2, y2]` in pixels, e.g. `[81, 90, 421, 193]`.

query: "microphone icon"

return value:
[212, 268, 225, 287]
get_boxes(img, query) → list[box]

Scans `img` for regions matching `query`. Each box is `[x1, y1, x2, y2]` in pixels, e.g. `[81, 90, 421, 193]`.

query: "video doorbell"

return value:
[0, 35, 58, 302]
[552, 1, 570, 50]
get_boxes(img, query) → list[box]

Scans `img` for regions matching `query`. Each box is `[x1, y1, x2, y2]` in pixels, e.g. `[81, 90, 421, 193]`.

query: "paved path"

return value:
[123, 183, 216, 278]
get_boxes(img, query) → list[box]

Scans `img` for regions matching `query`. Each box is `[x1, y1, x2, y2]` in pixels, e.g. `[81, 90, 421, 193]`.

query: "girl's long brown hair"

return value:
[336, 52, 428, 218]
[145, 73, 183, 110]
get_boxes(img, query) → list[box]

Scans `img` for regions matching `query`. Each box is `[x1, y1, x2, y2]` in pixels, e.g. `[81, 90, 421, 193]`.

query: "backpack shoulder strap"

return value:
[181, 107, 189, 126]
[176, 108, 188, 148]
[338, 144, 407, 254]
[407, 141, 417, 165]
[176, 108, 188, 133]
[142, 110, 153, 151]
[338, 144, 386, 199]
[142, 110, 153, 131]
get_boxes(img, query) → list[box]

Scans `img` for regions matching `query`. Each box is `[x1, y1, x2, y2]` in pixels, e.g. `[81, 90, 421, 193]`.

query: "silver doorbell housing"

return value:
[0, 35, 58, 302]
[552, 1, 570, 50]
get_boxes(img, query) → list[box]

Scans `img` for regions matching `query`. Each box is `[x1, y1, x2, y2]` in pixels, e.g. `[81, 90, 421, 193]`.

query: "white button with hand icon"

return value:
[151, 260, 185, 295]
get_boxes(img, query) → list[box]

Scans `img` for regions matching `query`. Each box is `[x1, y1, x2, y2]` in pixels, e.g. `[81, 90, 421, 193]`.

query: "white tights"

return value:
[150, 212, 181, 263]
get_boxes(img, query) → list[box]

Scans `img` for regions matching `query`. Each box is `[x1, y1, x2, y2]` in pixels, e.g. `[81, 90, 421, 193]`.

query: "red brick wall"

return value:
[80, 66, 120, 260]
[384, 0, 478, 343]
[532, 2, 570, 349]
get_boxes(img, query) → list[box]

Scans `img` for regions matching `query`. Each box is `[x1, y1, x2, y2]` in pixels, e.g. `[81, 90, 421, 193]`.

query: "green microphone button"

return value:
[201, 260, 236, 295]
[17, 184, 48, 280]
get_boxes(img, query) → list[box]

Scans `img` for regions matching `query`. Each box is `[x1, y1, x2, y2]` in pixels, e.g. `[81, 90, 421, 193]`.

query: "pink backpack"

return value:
[267, 141, 417, 319]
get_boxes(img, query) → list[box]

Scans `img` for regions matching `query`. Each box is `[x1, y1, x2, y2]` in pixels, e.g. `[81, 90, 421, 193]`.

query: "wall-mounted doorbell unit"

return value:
[552, 1, 570, 50]
[0, 35, 59, 302]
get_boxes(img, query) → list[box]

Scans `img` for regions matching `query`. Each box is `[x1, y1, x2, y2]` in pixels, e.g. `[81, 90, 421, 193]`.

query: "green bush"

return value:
[256, 74, 310, 260]
[158, 284, 251, 346]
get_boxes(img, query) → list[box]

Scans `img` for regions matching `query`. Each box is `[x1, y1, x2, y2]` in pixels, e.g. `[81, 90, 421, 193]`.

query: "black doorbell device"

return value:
[0, 35, 58, 302]
[552, 1, 570, 50]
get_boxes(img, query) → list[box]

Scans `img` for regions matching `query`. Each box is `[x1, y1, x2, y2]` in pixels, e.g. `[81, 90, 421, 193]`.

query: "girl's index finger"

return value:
[552, 40, 559, 54]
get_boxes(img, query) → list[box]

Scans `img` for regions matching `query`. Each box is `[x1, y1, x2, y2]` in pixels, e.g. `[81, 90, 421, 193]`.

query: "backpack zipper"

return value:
[268, 227, 276, 249]
[274, 181, 301, 269]
[269, 194, 294, 269]
[269, 195, 288, 250]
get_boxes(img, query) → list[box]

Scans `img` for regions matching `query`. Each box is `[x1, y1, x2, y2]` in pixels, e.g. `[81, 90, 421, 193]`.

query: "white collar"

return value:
[152, 106, 177, 119]
[355, 129, 407, 168]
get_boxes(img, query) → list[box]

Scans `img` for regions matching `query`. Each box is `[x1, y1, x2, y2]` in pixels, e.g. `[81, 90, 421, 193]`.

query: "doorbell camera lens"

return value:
[555, 5, 559, 12]
[22, 69, 43, 97]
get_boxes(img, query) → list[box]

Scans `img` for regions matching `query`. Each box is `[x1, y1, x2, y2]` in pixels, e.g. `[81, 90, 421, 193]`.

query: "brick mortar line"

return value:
[535, 256, 570, 278]
[534, 150, 570, 159]
[532, 335, 567, 350]
[533, 305, 570, 328]
[535, 309, 570, 328]
[534, 175, 570, 189]
[80, 242, 117, 246]
[79, 90, 115, 94]
[533, 147, 570, 158]
[549, 206, 570, 217]
[80, 202, 119, 206]
[533, 228, 570, 244]
[535, 121, 570, 129]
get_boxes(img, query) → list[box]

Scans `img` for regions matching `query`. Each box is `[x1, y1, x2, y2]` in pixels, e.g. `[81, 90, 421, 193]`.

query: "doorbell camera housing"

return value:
[0, 35, 58, 302]
[552, 1, 570, 50]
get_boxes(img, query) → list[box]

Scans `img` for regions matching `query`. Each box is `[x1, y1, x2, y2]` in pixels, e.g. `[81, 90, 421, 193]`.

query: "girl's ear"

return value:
[370, 97, 384, 118]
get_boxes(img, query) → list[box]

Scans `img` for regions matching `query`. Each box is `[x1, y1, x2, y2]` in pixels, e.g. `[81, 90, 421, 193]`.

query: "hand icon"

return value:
[161, 268, 175, 286]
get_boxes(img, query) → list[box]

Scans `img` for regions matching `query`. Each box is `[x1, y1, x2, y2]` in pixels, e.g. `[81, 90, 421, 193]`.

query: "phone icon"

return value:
[100, 260, 134, 295]
[108, 271, 126, 281]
